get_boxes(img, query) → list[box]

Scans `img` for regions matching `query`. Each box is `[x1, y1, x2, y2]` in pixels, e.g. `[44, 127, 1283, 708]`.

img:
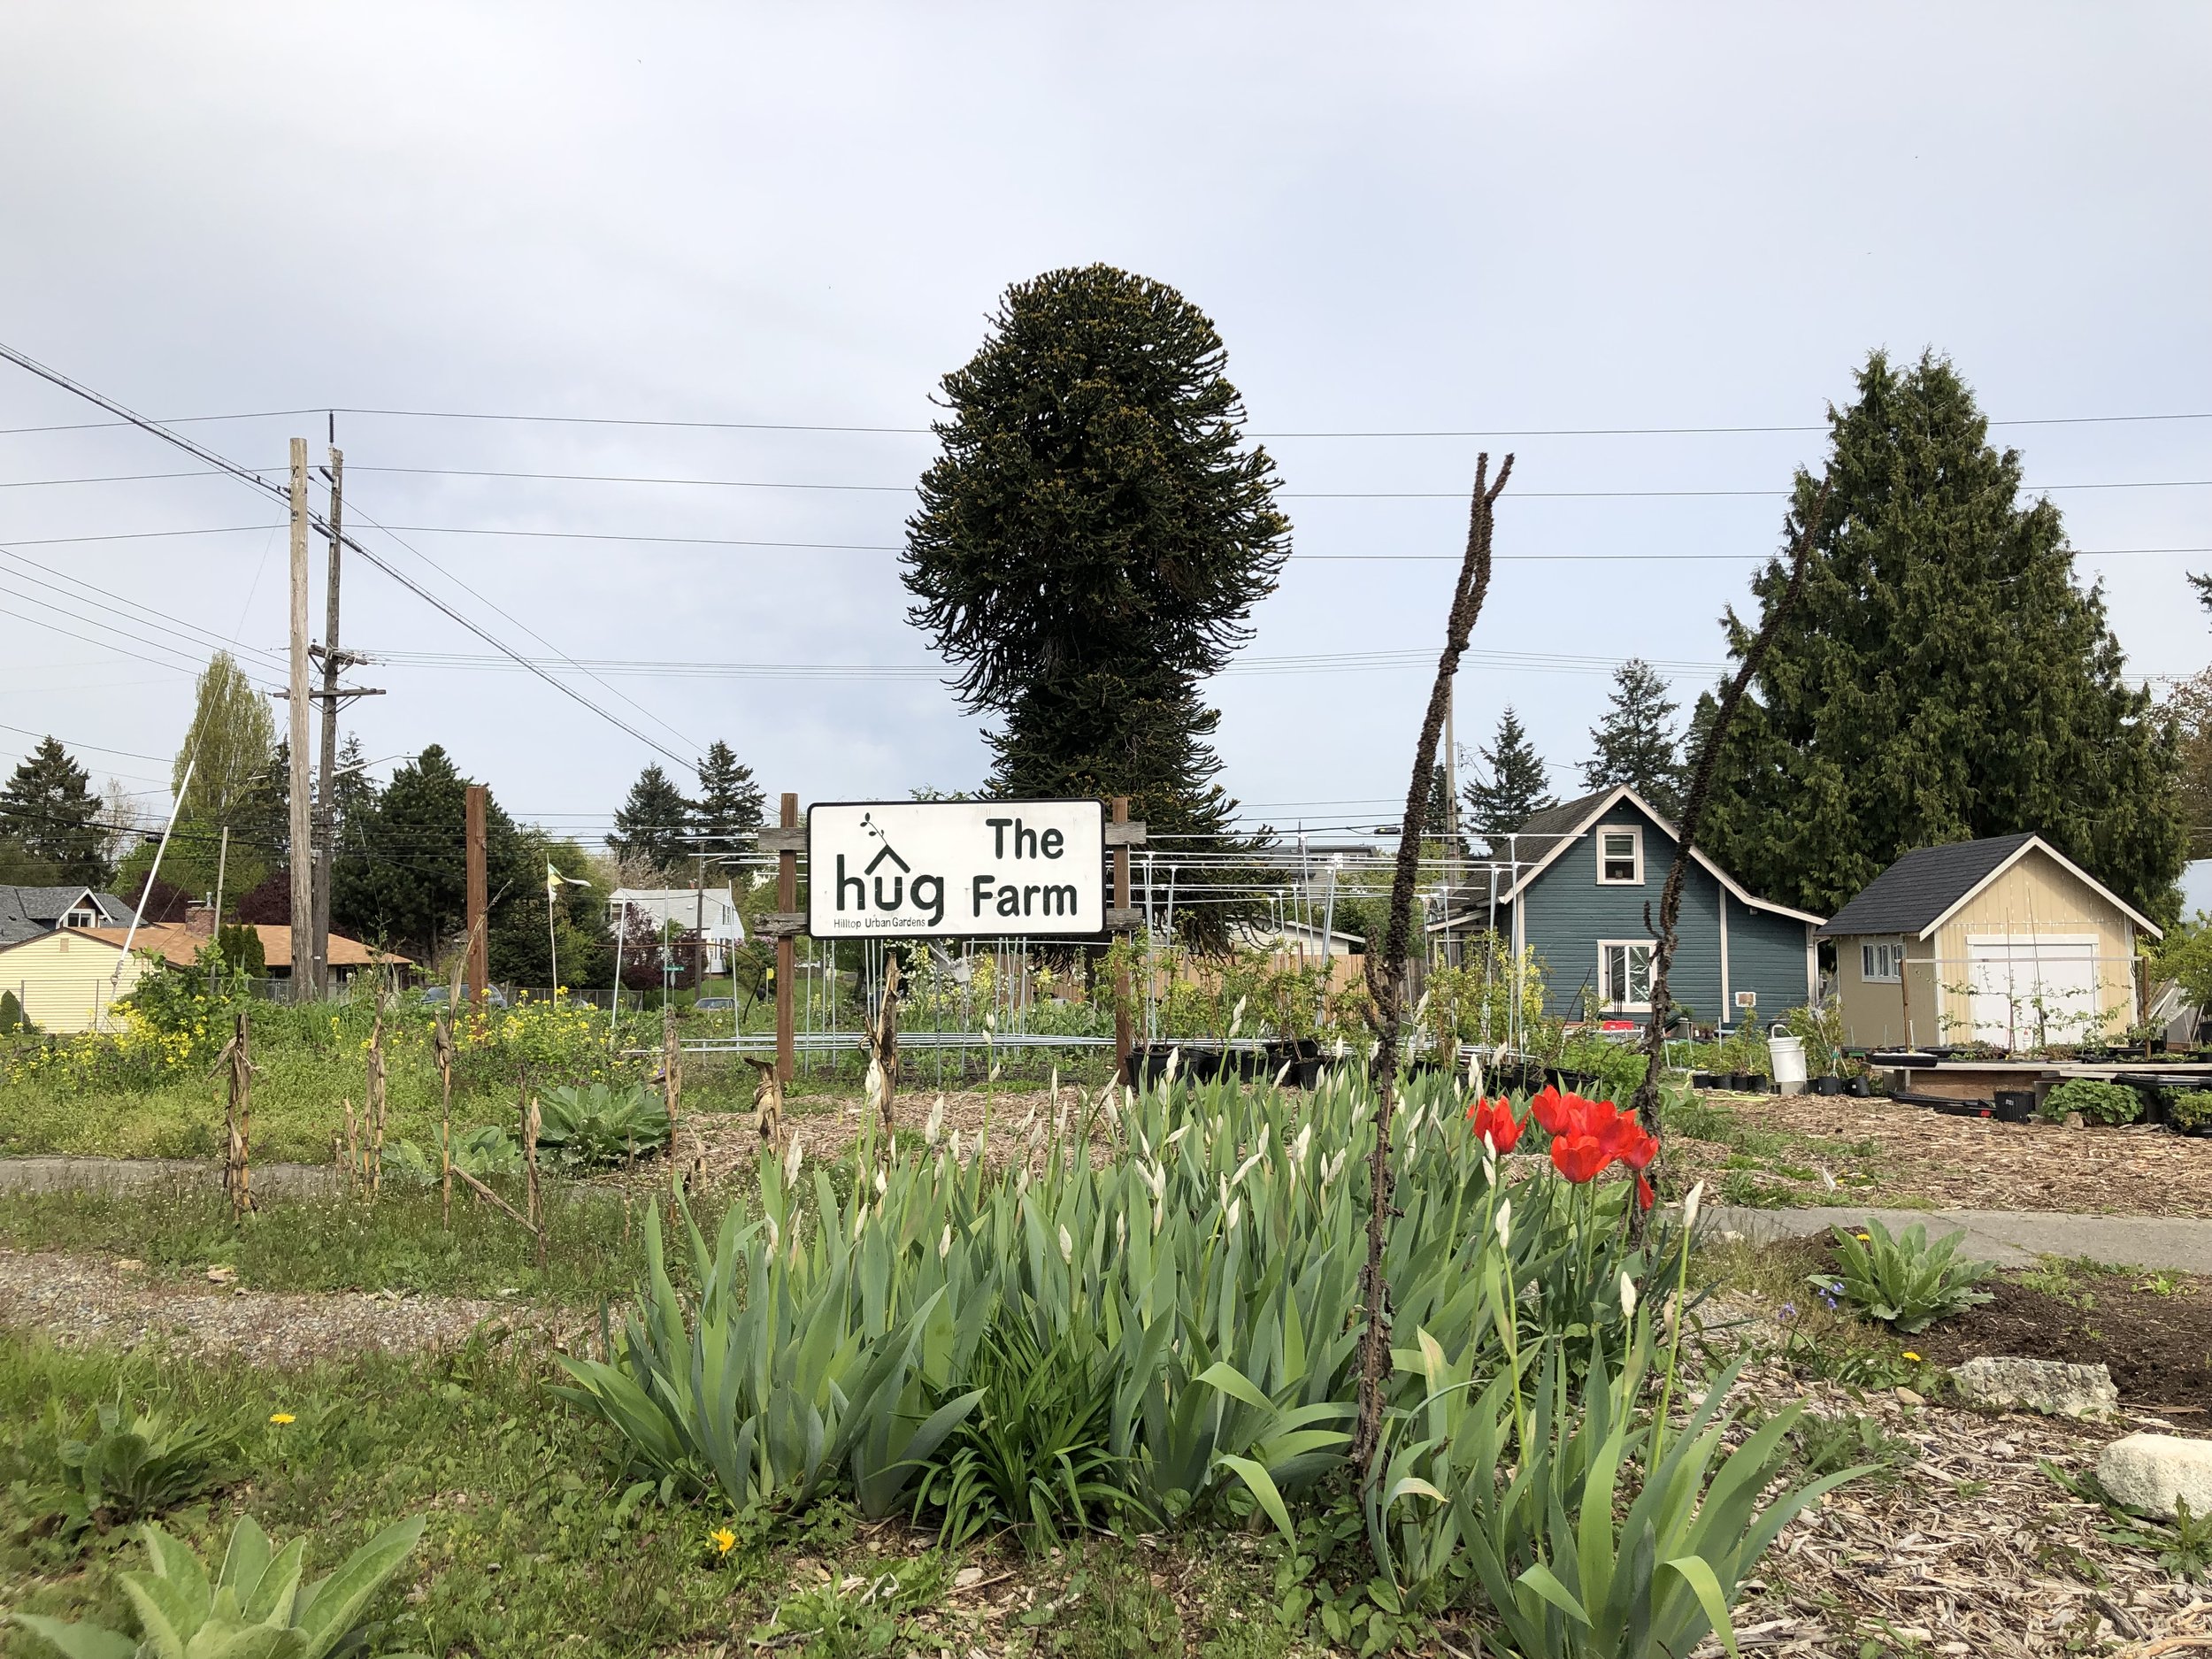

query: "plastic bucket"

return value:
[1767, 1031, 1809, 1094]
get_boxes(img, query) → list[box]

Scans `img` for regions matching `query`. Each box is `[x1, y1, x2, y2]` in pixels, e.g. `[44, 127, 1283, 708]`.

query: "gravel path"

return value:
[0, 1248, 560, 1364]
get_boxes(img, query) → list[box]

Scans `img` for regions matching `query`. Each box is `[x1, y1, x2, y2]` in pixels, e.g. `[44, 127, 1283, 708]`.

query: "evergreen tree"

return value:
[1582, 660, 1684, 816]
[691, 741, 765, 847]
[1463, 706, 1556, 836]
[331, 745, 525, 961]
[1701, 349, 2184, 921]
[607, 763, 695, 875]
[902, 265, 1290, 939]
[2164, 668, 2212, 864]
[0, 737, 108, 884]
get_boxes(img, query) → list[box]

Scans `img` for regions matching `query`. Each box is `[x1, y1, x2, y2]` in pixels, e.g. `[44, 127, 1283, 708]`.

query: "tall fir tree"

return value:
[1701, 349, 2184, 921]
[607, 763, 695, 875]
[0, 737, 108, 885]
[1582, 660, 1684, 817]
[331, 745, 525, 959]
[690, 741, 765, 848]
[1462, 705, 1556, 836]
[902, 265, 1290, 940]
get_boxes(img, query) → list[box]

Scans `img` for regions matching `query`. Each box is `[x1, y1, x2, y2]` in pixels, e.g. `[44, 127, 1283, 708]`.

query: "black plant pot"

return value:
[1730, 1072, 1763, 1093]
[1993, 1090, 2038, 1124]
[1690, 1071, 1717, 1089]
[1847, 1076, 1872, 1097]
[1811, 1076, 1843, 1096]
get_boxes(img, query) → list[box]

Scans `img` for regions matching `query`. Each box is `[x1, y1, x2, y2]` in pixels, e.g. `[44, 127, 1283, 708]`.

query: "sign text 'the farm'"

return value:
[804, 801, 1107, 938]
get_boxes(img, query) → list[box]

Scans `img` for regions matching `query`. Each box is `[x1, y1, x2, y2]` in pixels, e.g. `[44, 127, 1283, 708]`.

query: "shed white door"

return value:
[1964, 935, 2101, 1049]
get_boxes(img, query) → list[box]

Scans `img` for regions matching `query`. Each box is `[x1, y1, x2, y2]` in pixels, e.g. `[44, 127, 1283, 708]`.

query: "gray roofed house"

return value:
[1815, 833, 2159, 1051]
[0, 886, 134, 947]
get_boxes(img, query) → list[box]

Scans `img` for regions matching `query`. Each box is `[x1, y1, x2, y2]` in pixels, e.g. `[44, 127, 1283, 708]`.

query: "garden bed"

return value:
[1670, 1088, 2212, 1218]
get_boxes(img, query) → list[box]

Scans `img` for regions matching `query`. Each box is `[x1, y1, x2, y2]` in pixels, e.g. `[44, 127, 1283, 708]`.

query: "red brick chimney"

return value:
[184, 902, 217, 940]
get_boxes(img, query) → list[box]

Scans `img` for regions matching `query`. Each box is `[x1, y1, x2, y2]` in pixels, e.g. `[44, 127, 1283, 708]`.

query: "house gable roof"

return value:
[1496, 786, 1825, 926]
[0, 885, 102, 945]
[1814, 833, 2161, 941]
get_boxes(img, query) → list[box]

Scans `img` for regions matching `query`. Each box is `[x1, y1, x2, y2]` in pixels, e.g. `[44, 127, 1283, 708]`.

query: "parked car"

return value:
[695, 995, 736, 1012]
[420, 985, 509, 1009]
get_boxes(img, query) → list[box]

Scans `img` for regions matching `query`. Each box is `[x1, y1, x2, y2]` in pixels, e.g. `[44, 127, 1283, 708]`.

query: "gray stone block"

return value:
[2098, 1432, 2212, 1519]
[1951, 1356, 2117, 1417]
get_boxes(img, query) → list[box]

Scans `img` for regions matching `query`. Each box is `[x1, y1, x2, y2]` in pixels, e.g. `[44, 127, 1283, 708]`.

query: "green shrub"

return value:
[2039, 1077, 2142, 1125]
[8, 1511, 427, 1659]
[1810, 1217, 1996, 1333]
[2170, 1090, 2212, 1131]
[534, 1081, 669, 1167]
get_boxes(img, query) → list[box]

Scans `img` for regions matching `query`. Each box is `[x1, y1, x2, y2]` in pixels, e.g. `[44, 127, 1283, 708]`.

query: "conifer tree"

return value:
[690, 741, 765, 847]
[331, 746, 525, 959]
[902, 265, 1290, 943]
[607, 763, 695, 875]
[1582, 660, 1683, 816]
[1462, 705, 1556, 835]
[0, 737, 106, 884]
[1701, 349, 2184, 921]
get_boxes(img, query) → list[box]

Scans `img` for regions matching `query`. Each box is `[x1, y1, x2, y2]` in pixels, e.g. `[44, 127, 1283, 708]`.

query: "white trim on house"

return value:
[1497, 785, 1826, 926]
[1911, 835, 2163, 941]
[1718, 892, 1731, 1013]
[1595, 825, 1644, 885]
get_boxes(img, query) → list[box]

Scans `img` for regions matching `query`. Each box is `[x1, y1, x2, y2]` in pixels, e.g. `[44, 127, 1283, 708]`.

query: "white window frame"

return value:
[1599, 940, 1655, 1012]
[1595, 826, 1643, 886]
[64, 907, 96, 929]
[1861, 941, 1903, 983]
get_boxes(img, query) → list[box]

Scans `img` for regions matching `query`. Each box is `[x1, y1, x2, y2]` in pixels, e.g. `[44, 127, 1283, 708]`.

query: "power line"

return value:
[0, 543, 286, 671]
[0, 341, 702, 777]
[0, 718, 173, 764]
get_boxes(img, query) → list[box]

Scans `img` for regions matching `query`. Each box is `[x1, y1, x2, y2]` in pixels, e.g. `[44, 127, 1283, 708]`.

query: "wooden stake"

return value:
[661, 1002, 683, 1194]
[524, 1094, 545, 1271]
[776, 792, 798, 1082]
[1351, 454, 1514, 1482]
[220, 1010, 255, 1220]
[1112, 798, 1133, 1084]
[342, 1096, 357, 1194]
[866, 953, 902, 1167]
[748, 1057, 783, 1148]
[286, 440, 314, 991]
[366, 979, 388, 1197]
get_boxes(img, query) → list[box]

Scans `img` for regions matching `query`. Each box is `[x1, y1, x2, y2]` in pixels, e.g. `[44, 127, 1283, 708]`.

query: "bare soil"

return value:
[1918, 1273, 2212, 1417]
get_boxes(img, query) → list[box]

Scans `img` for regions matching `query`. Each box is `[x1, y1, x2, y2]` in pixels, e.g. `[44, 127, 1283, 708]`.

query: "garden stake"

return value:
[216, 1010, 255, 1221]
[1351, 451, 1511, 1481]
[864, 952, 902, 1170]
[525, 1094, 545, 1271]
[1629, 483, 1827, 1221]
[366, 981, 388, 1198]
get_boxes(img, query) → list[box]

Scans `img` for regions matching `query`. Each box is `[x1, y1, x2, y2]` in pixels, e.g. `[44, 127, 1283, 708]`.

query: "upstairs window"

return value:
[1601, 941, 1655, 1010]
[1597, 826, 1643, 885]
[1862, 941, 1903, 982]
[64, 906, 95, 928]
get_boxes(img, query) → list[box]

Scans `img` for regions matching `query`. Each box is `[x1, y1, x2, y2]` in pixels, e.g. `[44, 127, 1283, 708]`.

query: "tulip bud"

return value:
[873, 1168, 887, 1196]
[1683, 1179, 1706, 1233]
[926, 1095, 945, 1146]
[1058, 1225, 1074, 1264]
[1225, 1196, 1242, 1232]
[784, 1134, 803, 1187]
[1495, 1198, 1512, 1246]
[764, 1216, 780, 1255]
[1619, 1271, 1638, 1322]
[939, 1224, 952, 1259]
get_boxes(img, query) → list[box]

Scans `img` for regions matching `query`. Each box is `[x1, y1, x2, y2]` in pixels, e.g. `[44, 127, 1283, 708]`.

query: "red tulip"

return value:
[1549, 1132, 1614, 1184]
[1635, 1174, 1655, 1210]
[1613, 1122, 1660, 1173]
[1528, 1084, 1576, 1136]
[1464, 1096, 1525, 1156]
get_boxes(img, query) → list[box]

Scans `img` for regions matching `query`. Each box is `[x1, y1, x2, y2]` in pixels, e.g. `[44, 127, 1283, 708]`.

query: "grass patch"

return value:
[0, 1177, 756, 1303]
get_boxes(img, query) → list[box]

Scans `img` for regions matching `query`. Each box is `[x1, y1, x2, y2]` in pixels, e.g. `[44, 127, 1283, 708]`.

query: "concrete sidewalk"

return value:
[1710, 1204, 2212, 1274]
[0, 1156, 340, 1200]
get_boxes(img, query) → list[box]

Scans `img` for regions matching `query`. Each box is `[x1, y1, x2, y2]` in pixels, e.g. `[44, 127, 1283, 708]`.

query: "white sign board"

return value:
[806, 800, 1106, 938]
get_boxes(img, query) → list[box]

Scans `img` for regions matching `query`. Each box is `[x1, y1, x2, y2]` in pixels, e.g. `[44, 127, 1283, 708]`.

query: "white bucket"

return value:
[1767, 1031, 1808, 1094]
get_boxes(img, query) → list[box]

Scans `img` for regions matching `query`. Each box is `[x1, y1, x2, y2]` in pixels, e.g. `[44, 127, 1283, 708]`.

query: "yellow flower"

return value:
[1901, 1351, 1922, 1363]
[709, 1525, 737, 1556]
[268, 1412, 296, 1425]
[1855, 1232, 1870, 1241]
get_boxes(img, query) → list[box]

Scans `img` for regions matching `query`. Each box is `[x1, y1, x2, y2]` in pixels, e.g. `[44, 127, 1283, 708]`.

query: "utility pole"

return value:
[307, 435, 382, 1000]
[465, 785, 488, 1006]
[286, 440, 315, 993]
[776, 794, 797, 1081]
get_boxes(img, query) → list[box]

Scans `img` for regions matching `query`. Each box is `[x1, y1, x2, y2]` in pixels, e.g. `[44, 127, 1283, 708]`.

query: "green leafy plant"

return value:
[748, 1553, 948, 1658]
[2170, 1090, 2212, 1132]
[1784, 1410, 1916, 1486]
[2038, 1077, 2142, 1126]
[379, 1125, 522, 1186]
[2041, 1459, 2212, 1583]
[8, 1511, 428, 1659]
[534, 1081, 670, 1167]
[1809, 1218, 1995, 1333]
[9, 1399, 235, 1550]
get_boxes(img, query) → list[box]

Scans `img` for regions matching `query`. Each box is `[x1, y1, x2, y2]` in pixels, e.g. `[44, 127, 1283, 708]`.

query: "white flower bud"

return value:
[1495, 1198, 1512, 1246]
[784, 1134, 803, 1187]
[1058, 1225, 1074, 1264]
[1619, 1271, 1638, 1322]
[1683, 1179, 1706, 1233]
[939, 1225, 952, 1259]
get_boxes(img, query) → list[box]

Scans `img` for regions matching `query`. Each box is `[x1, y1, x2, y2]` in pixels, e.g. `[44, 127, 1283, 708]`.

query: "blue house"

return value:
[1469, 786, 1824, 1030]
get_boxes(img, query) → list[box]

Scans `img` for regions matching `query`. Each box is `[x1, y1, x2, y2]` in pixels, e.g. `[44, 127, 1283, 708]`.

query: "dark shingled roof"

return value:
[1814, 833, 2039, 939]
[0, 885, 99, 947]
[1507, 789, 1609, 847]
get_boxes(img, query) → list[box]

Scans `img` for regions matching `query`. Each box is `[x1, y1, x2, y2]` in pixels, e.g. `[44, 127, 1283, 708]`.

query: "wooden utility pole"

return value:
[312, 446, 345, 995]
[286, 440, 315, 992]
[1112, 797, 1133, 1085]
[777, 793, 797, 1082]
[465, 785, 488, 1005]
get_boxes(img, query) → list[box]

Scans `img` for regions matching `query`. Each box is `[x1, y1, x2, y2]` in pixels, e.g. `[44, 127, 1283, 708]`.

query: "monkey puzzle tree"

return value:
[902, 265, 1291, 940]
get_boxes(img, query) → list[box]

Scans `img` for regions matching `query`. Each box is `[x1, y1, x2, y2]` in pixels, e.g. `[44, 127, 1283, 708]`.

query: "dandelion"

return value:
[710, 1525, 738, 1556]
[268, 1412, 296, 1425]
[1901, 1350, 1922, 1363]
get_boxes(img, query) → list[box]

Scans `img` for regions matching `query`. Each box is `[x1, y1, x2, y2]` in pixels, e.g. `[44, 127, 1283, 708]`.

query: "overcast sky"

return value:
[2, 3, 2206, 852]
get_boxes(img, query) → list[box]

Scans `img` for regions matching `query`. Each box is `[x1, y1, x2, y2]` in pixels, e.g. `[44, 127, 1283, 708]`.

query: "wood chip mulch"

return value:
[0, 1248, 564, 1365]
[1676, 1090, 2212, 1219]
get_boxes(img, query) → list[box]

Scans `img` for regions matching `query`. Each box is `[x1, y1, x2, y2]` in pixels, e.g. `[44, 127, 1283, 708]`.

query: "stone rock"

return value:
[1896, 1387, 1926, 1406]
[2098, 1432, 2212, 1519]
[1952, 1356, 2117, 1417]
[2064, 1112, 2085, 1130]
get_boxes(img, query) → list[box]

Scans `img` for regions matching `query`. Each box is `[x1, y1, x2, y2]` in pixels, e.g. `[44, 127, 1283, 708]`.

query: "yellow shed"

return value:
[0, 927, 157, 1034]
[1816, 833, 2158, 1052]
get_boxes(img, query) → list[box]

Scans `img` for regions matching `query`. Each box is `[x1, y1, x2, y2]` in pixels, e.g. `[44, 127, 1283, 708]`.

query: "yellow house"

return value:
[1816, 833, 2158, 1051]
[0, 927, 157, 1034]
